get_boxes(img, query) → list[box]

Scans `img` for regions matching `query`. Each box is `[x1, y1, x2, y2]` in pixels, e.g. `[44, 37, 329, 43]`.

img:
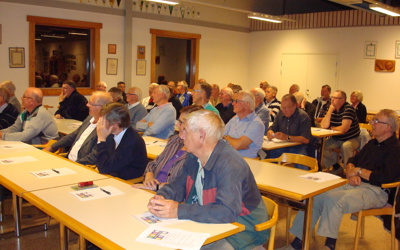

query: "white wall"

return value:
[249, 27, 400, 112]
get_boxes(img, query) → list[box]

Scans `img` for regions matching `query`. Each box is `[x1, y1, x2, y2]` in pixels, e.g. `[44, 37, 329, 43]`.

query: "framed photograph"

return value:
[137, 45, 145, 59]
[108, 44, 117, 54]
[9, 47, 25, 68]
[364, 41, 377, 59]
[106, 58, 118, 75]
[396, 41, 400, 59]
[375, 59, 395, 72]
[136, 60, 146, 75]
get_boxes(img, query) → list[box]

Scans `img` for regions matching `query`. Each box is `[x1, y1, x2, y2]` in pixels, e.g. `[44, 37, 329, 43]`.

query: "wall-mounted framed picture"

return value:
[364, 41, 377, 59]
[9, 47, 25, 68]
[396, 41, 400, 59]
[106, 58, 118, 75]
[136, 60, 146, 75]
[137, 45, 145, 59]
[108, 44, 117, 54]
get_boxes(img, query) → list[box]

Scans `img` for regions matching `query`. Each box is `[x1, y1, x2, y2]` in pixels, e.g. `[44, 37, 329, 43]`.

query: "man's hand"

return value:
[148, 195, 178, 218]
[43, 145, 55, 152]
[96, 117, 113, 142]
[59, 92, 67, 103]
[266, 130, 275, 140]
[348, 175, 361, 186]
[345, 163, 358, 178]
[143, 177, 159, 190]
[274, 132, 288, 140]
[54, 114, 63, 119]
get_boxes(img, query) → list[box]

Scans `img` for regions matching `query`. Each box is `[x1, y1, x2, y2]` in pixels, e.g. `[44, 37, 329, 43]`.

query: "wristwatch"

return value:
[357, 168, 363, 176]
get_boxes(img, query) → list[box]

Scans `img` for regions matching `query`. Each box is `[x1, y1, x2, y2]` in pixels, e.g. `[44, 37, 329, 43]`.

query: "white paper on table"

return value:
[0, 144, 34, 150]
[263, 137, 286, 143]
[133, 211, 185, 227]
[145, 140, 167, 147]
[0, 156, 38, 165]
[67, 122, 82, 130]
[69, 186, 124, 201]
[136, 226, 209, 250]
[300, 172, 341, 183]
[30, 168, 77, 178]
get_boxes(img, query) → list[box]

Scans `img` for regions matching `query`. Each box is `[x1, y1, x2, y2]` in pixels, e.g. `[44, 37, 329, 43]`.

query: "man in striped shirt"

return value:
[264, 85, 281, 122]
[320, 90, 360, 175]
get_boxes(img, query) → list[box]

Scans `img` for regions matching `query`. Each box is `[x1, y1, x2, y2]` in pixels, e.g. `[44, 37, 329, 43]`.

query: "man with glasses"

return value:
[54, 81, 89, 121]
[251, 87, 270, 134]
[44, 91, 112, 165]
[224, 91, 264, 158]
[1, 87, 58, 144]
[125, 87, 147, 129]
[264, 85, 281, 122]
[282, 109, 400, 250]
[215, 87, 235, 124]
[320, 90, 360, 175]
[192, 82, 220, 115]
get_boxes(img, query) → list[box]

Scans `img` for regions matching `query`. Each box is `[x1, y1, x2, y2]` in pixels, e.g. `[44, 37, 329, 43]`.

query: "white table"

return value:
[53, 118, 82, 135]
[23, 178, 244, 250]
[262, 137, 301, 151]
[143, 136, 168, 160]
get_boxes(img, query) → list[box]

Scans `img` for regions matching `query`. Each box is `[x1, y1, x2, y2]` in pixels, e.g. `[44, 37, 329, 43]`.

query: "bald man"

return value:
[0, 87, 58, 144]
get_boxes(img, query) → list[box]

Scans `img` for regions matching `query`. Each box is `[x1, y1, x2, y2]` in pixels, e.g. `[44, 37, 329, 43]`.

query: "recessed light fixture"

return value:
[369, 3, 400, 16]
[146, 0, 180, 5]
[248, 13, 283, 23]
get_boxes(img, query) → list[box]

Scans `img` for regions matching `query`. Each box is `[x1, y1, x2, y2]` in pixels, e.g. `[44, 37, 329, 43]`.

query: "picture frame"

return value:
[137, 45, 145, 59]
[136, 60, 146, 75]
[108, 44, 117, 54]
[396, 41, 400, 59]
[106, 58, 118, 75]
[9, 47, 25, 68]
[364, 41, 377, 59]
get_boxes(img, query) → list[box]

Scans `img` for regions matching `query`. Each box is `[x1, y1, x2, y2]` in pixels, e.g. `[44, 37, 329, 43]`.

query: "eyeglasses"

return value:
[22, 96, 33, 100]
[331, 96, 343, 100]
[88, 102, 102, 107]
[232, 99, 246, 103]
[369, 118, 390, 126]
[126, 93, 137, 96]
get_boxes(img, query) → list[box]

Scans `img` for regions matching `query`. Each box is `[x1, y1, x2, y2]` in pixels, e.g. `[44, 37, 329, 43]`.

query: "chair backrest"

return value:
[278, 153, 318, 172]
[255, 196, 278, 250]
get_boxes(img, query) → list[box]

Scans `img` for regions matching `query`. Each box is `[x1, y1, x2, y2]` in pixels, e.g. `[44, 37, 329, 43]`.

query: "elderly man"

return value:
[176, 81, 192, 107]
[285, 109, 400, 250]
[136, 85, 176, 139]
[125, 87, 147, 128]
[289, 84, 300, 94]
[0, 87, 19, 129]
[108, 87, 127, 104]
[54, 81, 89, 121]
[267, 94, 311, 166]
[0, 87, 58, 144]
[44, 92, 112, 165]
[312, 84, 331, 119]
[192, 82, 220, 115]
[210, 83, 220, 106]
[96, 103, 147, 180]
[293, 92, 316, 127]
[148, 109, 269, 250]
[95, 81, 107, 91]
[265, 85, 281, 122]
[224, 91, 265, 158]
[215, 87, 235, 124]
[321, 90, 360, 175]
[142, 83, 158, 112]
[251, 87, 270, 134]
[1, 81, 21, 113]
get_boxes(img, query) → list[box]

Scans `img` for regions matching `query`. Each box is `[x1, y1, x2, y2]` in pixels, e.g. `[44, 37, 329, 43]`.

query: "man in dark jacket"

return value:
[55, 81, 89, 121]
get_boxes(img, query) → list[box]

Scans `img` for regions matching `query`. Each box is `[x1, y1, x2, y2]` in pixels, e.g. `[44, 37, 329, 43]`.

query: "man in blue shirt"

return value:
[224, 91, 265, 158]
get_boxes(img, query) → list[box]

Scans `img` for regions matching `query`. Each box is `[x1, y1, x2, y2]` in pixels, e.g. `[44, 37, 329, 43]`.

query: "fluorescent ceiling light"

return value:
[69, 32, 88, 36]
[370, 4, 400, 16]
[146, 0, 180, 5]
[41, 34, 65, 39]
[248, 13, 283, 23]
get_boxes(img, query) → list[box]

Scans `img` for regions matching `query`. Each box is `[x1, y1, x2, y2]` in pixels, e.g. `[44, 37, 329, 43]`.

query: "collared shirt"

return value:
[265, 98, 281, 122]
[128, 102, 140, 109]
[254, 103, 270, 133]
[114, 127, 128, 149]
[68, 117, 97, 162]
[224, 112, 265, 158]
[203, 102, 220, 115]
[269, 108, 312, 142]
[331, 103, 360, 141]
[0, 103, 8, 113]
[216, 102, 235, 124]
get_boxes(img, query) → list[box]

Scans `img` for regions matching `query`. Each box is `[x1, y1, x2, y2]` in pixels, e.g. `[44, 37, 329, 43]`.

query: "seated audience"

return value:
[192, 81, 220, 115]
[125, 87, 147, 129]
[49, 75, 60, 88]
[224, 91, 265, 158]
[251, 87, 270, 134]
[136, 85, 176, 139]
[231, 84, 243, 94]
[167, 81, 176, 94]
[35, 75, 45, 88]
[321, 90, 360, 175]
[72, 74, 81, 85]
[116, 81, 127, 103]
[210, 83, 220, 106]
[312, 84, 331, 120]
[108, 87, 127, 104]
[289, 84, 300, 94]
[293, 92, 316, 127]
[285, 109, 400, 250]
[54, 81, 89, 121]
[141, 83, 158, 112]
[95, 81, 107, 91]
[44, 92, 112, 165]
[350, 90, 367, 123]
[1, 81, 22, 113]
[267, 94, 311, 168]
[0, 87, 19, 129]
[265, 85, 281, 122]
[168, 86, 183, 119]
[148, 109, 269, 250]
[0, 87, 58, 144]
[175, 81, 192, 107]
[96, 103, 147, 180]
[133, 105, 203, 191]
[215, 87, 235, 124]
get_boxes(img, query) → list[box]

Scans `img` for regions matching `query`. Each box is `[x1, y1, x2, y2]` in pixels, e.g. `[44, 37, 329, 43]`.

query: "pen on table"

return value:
[100, 188, 111, 195]
[153, 140, 158, 144]
[52, 168, 60, 174]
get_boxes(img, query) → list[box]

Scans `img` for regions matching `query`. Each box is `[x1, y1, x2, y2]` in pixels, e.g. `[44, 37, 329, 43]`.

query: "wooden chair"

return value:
[263, 153, 318, 245]
[255, 196, 278, 250]
[353, 181, 400, 250]
[43, 104, 54, 110]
